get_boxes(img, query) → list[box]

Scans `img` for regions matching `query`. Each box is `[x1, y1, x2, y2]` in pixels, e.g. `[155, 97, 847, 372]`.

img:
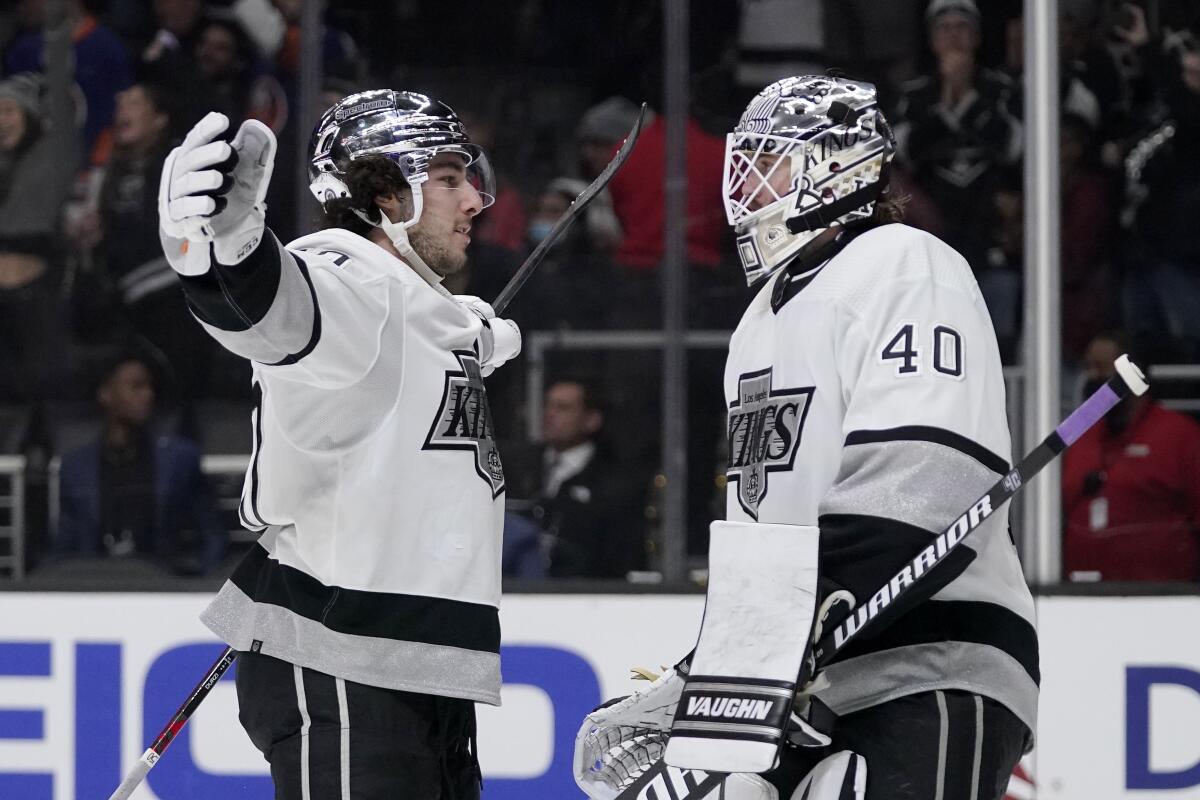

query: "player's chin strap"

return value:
[351, 181, 451, 295]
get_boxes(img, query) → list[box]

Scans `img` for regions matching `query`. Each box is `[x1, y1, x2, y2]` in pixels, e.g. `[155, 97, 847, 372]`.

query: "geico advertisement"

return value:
[0, 594, 1198, 799]
[0, 593, 704, 799]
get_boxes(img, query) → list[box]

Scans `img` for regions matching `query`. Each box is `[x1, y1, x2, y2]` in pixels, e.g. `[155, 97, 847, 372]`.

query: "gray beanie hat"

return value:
[577, 96, 642, 143]
[0, 73, 43, 118]
[926, 0, 981, 27]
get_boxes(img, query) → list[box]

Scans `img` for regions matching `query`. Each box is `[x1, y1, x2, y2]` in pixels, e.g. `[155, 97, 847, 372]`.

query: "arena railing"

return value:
[0, 456, 26, 579]
[7, 359, 1199, 587]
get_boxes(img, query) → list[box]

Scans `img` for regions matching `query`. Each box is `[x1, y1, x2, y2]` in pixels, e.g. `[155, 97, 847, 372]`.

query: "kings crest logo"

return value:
[423, 350, 505, 497]
[726, 368, 814, 519]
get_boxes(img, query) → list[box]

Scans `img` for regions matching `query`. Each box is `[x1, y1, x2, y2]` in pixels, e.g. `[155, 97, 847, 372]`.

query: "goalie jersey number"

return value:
[880, 322, 964, 379]
[726, 368, 814, 519]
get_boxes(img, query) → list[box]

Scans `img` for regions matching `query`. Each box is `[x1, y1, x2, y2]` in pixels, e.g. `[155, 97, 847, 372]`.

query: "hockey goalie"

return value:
[575, 74, 1038, 800]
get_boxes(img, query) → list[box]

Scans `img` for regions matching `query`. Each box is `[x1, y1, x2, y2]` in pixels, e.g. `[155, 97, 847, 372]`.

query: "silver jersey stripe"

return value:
[820, 439, 1003, 535]
[819, 439, 1036, 624]
[812, 640, 1038, 736]
[201, 580, 502, 705]
[293, 665, 312, 800]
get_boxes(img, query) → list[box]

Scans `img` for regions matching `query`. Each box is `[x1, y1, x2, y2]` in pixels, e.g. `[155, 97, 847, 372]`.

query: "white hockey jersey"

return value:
[724, 223, 1038, 733]
[184, 228, 506, 704]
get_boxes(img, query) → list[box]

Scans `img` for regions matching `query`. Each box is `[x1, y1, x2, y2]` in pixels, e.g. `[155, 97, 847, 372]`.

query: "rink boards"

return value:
[0, 593, 1197, 799]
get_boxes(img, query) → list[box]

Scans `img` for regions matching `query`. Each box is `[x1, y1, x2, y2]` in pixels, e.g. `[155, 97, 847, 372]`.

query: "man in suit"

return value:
[534, 378, 646, 579]
[53, 352, 225, 575]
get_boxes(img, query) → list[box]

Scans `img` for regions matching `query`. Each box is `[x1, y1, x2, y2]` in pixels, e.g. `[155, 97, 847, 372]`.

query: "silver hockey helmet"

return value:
[308, 89, 496, 230]
[724, 75, 895, 286]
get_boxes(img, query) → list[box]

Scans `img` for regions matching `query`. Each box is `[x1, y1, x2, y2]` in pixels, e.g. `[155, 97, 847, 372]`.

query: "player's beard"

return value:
[409, 224, 467, 277]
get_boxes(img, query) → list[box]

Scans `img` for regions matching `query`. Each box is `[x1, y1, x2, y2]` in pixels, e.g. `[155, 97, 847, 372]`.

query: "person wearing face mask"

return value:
[156, 90, 521, 797]
[1062, 332, 1200, 582]
[500, 177, 617, 331]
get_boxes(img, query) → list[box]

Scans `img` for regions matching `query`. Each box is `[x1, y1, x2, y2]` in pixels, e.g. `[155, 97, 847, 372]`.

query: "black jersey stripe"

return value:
[844, 426, 1010, 475]
[827, 597, 1040, 685]
[263, 253, 324, 367]
[818, 511, 1038, 684]
[179, 235, 283, 331]
[820, 511, 978, 637]
[229, 544, 501, 653]
[243, 381, 267, 528]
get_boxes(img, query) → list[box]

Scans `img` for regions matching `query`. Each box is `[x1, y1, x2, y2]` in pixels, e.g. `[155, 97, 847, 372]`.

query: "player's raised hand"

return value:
[158, 112, 277, 273]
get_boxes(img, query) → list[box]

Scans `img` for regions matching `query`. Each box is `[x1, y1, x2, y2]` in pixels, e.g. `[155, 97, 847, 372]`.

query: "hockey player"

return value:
[157, 90, 520, 798]
[576, 76, 1036, 800]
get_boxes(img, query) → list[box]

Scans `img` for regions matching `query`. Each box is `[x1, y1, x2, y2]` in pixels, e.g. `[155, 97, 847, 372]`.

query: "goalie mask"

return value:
[308, 90, 496, 269]
[724, 75, 895, 286]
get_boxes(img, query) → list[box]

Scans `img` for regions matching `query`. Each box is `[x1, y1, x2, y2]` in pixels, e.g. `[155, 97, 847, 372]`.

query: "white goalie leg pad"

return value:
[666, 521, 821, 774]
[723, 773, 779, 800]
[789, 751, 867, 800]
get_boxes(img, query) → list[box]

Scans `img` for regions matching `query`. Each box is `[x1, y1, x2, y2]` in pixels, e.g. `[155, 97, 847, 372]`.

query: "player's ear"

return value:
[374, 192, 401, 222]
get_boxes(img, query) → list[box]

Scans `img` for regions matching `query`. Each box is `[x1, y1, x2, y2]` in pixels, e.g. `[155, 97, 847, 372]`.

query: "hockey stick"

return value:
[599, 355, 1148, 800]
[108, 646, 237, 800]
[810, 353, 1149, 666]
[490, 103, 647, 316]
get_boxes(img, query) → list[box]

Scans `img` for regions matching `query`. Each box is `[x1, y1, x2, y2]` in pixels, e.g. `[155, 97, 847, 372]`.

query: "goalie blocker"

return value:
[664, 521, 821, 774]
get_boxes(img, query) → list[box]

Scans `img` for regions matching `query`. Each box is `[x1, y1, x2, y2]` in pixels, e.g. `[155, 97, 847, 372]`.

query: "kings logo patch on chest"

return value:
[423, 350, 505, 498]
[727, 368, 814, 519]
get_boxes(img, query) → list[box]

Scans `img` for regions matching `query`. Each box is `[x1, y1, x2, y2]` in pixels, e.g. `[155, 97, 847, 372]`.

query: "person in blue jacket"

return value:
[54, 351, 225, 575]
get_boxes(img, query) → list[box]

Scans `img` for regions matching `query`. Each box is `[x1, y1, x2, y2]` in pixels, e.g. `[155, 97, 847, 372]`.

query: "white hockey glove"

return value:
[158, 111, 277, 275]
[455, 295, 522, 376]
[574, 667, 684, 799]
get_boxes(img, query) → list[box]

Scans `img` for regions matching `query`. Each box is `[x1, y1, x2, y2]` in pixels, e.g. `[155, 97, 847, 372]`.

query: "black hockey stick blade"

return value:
[810, 354, 1149, 668]
[491, 103, 647, 316]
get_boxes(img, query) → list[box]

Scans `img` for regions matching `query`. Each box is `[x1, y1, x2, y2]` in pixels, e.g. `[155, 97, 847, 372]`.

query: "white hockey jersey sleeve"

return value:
[174, 231, 388, 388]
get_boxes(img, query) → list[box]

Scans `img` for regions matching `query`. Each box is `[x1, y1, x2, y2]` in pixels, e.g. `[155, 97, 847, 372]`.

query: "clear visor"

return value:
[435, 144, 497, 210]
[367, 143, 497, 209]
[722, 132, 807, 228]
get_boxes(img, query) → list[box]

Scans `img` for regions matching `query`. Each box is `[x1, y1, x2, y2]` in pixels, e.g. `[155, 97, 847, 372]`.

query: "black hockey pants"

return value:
[236, 650, 481, 800]
[768, 690, 1031, 800]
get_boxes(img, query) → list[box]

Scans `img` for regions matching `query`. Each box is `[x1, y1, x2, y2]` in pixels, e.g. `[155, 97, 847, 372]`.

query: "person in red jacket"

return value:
[1063, 332, 1200, 581]
[603, 103, 735, 329]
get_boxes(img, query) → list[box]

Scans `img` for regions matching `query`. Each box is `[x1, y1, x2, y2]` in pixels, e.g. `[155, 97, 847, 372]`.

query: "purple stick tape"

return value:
[1057, 383, 1120, 445]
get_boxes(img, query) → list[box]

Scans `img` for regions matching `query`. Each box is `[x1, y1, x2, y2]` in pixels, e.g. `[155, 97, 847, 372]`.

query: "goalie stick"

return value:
[810, 353, 1148, 667]
[490, 103, 647, 315]
[596, 354, 1149, 799]
[108, 646, 236, 800]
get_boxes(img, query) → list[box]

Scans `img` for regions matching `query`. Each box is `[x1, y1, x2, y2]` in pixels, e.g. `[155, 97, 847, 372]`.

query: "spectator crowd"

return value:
[1, 0, 1199, 582]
